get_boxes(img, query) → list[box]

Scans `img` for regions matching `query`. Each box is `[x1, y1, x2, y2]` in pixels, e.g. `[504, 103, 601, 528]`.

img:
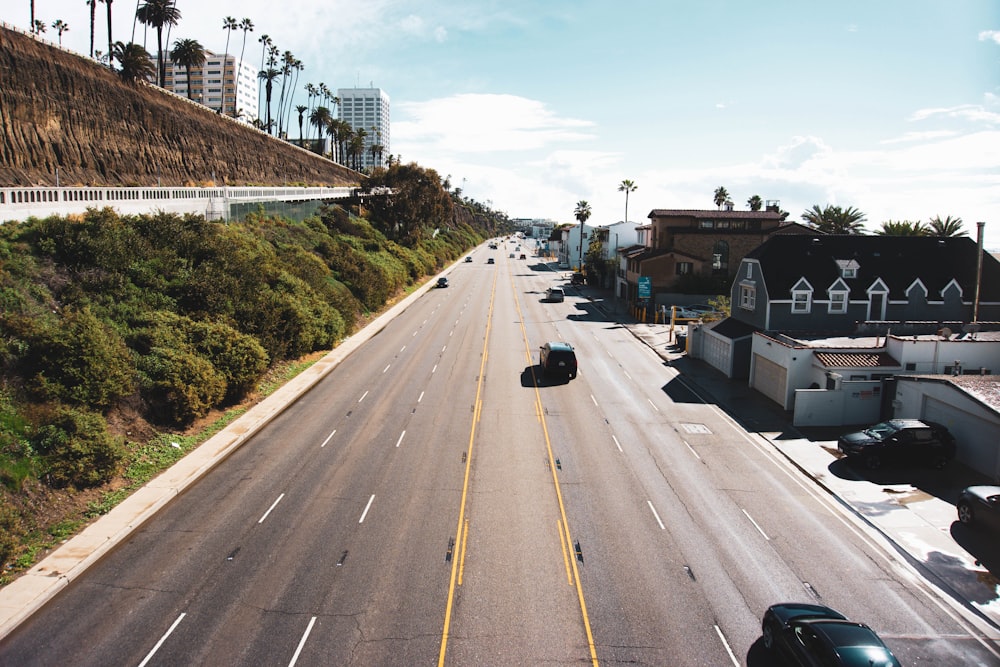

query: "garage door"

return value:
[703, 330, 732, 377]
[752, 354, 788, 408]
[924, 397, 1000, 478]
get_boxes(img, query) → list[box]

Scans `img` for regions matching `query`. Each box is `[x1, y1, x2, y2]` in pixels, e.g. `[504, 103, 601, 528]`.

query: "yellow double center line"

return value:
[437, 259, 599, 666]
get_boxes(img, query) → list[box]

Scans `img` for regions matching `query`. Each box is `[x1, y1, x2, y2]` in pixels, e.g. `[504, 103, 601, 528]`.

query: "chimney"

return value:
[974, 221, 985, 322]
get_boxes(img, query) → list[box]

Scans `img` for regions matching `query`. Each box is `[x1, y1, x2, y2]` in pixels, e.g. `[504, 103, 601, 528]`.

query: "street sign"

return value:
[638, 276, 651, 298]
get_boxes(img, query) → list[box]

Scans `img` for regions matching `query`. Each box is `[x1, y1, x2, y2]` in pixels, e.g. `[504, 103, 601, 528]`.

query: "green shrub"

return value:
[138, 346, 227, 425]
[32, 406, 124, 489]
[25, 306, 135, 409]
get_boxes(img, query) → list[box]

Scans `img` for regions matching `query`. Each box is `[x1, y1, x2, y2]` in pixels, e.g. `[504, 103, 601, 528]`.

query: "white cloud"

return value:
[908, 104, 1000, 124]
[978, 30, 1000, 45]
[395, 94, 595, 153]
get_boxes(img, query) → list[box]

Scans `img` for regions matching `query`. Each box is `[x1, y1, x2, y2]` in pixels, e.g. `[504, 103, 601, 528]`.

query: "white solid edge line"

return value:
[258, 493, 285, 524]
[287, 616, 317, 667]
[359, 494, 375, 523]
[137, 613, 185, 667]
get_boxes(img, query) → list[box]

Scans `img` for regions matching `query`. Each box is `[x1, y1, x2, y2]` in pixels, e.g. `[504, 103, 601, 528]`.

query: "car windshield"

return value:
[864, 422, 899, 439]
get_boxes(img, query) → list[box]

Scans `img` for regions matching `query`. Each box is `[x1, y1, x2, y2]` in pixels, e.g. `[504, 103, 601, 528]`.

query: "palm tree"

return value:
[618, 179, 637, 222]
[275, 50, 295, 137]
[258, 63, 280, 135]
[573, 201, 592, 271]
[927, 215, 966, 237]
[170, 38, 205, 101]
[136, 0, 181, 87]
[87, 0, 98, 56]
[349, 128, 367, 170]
[33, 20, 46, 35]
[295, 104, 308, 142]
[747, 195, 763, 211]
[100, 0, 114, 68]
[303, 83, 317, 139]
[801, 204, 867, 234]
[308, 107, 331, 154]
[220, 16, 237, 113]
[329, 118, 350, 163]
[256, 33, 271, 118]
[236, 17, 254, 112]
[876, 220, 927, 236]
[51, 19, 70, 45]
[285, 58, 304, 136]
[713, 186, 730, 209]
[113, 40, 155, 83]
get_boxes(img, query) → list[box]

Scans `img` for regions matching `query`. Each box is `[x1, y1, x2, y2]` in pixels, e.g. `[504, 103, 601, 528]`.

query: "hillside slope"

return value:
[0, 26, 358, 188]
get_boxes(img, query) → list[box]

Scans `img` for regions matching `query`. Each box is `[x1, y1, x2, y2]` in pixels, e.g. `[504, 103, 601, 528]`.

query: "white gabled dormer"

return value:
[867, 278, 889, 321]
[790, 277, 813, 314]
[904, 278, 927, 305]
[835, 258, 860, 279]
[827, 277, 850, 314]
[940, 278, 963, 301]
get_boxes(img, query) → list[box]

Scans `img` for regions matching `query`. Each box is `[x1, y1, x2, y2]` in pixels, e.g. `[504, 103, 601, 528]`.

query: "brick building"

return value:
[624, 204, 813, 305]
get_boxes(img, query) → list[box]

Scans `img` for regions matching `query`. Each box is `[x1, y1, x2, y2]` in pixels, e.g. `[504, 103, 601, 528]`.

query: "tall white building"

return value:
[337, 87, 390, 171]
[164, 51, 258, 122]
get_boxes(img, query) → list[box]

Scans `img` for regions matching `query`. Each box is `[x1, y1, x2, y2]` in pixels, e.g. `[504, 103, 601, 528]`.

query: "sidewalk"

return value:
[606, 307, 1000, 634]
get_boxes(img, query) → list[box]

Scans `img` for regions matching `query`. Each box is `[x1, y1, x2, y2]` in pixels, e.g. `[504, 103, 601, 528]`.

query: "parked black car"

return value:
[762, 603, 901, 667]
[837, 419, 956, 470]
[957, 485, 1000, 531]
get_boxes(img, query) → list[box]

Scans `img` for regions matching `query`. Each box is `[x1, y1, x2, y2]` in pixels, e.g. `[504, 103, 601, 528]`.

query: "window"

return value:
[712, 241, 729, 274]
[843, 267, 857, 278]
[739, 284, 756, 310]
[829, 291, 848, 313]
[676, 262, 692, 275]
[699, 220, 714, 229]
[792, 291, 811, 313]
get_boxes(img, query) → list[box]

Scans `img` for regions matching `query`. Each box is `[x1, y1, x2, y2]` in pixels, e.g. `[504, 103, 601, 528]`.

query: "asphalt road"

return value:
[1, 240, 997, 666]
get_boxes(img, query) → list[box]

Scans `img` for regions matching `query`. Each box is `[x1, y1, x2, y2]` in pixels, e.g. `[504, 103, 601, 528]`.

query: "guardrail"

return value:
[0, 185, 357, 223]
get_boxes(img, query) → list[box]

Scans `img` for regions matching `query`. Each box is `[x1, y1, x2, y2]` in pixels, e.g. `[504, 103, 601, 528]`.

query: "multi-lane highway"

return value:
[1, 239, 997, 665]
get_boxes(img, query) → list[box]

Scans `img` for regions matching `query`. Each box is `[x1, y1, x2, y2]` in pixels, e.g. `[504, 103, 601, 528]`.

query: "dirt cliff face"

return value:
[0, 26, 359, 188]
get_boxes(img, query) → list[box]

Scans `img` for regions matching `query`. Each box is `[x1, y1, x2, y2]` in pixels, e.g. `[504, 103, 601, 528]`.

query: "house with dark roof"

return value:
[731, 234, 1000, 332]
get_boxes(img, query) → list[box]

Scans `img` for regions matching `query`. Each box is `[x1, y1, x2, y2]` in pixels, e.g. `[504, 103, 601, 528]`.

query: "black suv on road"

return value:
[539, 342, 577, 380]
[837, 419, 956, 470]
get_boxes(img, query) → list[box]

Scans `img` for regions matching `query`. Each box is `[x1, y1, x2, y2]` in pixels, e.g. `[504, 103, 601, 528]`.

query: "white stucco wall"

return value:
[886, 336, 1000, 375]
[893, 377, 1000, 480]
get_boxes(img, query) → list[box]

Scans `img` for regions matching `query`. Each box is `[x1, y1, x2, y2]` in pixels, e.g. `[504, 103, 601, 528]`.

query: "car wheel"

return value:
[864, 454, 882, 470]
[957, 501, 975, 525]
[762, 622, 775, 649]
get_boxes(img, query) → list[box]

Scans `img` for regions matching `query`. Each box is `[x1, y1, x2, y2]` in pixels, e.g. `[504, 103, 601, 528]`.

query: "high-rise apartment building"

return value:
[337, 87, 390, 171]
[164, 51, 259, 122]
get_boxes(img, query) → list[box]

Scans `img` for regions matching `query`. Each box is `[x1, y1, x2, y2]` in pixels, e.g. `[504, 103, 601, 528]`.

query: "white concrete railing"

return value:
[0, 185, 356, 223]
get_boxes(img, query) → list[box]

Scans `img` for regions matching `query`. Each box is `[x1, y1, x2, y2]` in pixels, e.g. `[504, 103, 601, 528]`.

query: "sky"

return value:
[13, 0, 1000, 249]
